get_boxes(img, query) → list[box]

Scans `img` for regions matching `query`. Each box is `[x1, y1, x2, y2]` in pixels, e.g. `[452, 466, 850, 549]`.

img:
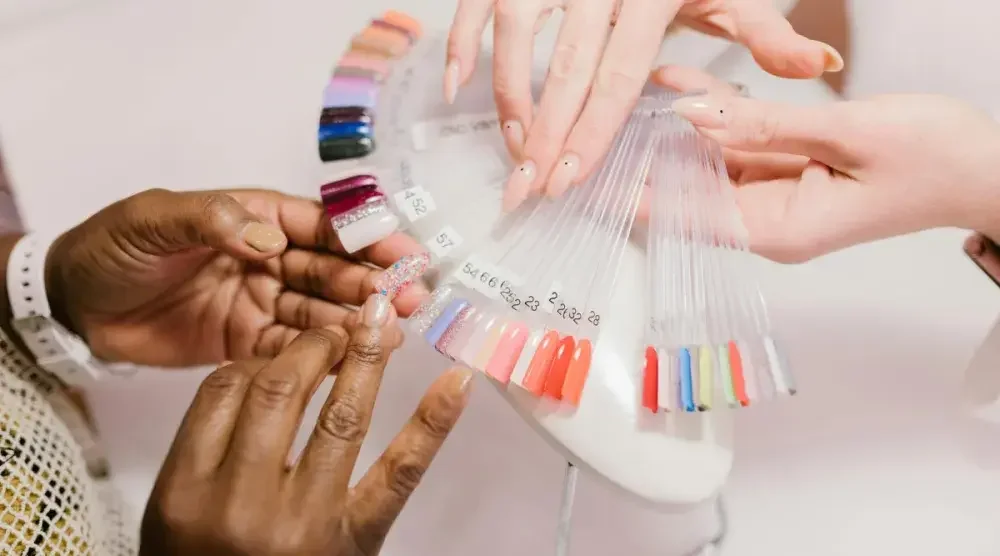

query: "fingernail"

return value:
[242, 222, 286, 252]
[456, 367, 475, 395]
[546, 153, 579, 198]
[670, 96, 727, 128]
[503, 160, 535, 212]
[815, 41, 844, 73]
[502, 120, 524, 155]
[965, 234, 986, 258]
[362, 293, 390, 327]
[375, 252, 432, 299]
[336, 209, 400, 254]
[444, 58, 460, 104]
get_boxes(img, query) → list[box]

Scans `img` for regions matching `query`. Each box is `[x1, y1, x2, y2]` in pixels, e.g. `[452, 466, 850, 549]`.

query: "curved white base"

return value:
[495, 239, 733, 506]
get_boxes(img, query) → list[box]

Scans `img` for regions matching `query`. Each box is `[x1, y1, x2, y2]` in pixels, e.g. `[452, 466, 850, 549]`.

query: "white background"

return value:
[2, 0, 1000, 554]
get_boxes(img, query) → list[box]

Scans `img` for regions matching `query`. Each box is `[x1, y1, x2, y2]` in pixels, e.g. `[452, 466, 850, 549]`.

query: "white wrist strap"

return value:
[7, 233, 105, 385]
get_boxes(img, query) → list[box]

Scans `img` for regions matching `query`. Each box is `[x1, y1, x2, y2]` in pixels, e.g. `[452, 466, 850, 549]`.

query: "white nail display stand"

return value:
[322, 33, 736, 509]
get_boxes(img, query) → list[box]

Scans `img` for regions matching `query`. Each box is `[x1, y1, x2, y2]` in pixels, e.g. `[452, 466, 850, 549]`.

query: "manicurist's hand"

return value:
[141, 295, 473, 555]
[46, 188, 429, 366]
[446, 0, 843, 210]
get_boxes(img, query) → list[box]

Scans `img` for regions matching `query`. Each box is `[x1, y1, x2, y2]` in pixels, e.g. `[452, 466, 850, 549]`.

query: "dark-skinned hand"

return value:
[141, 295, 473, 555]
[46, 188, 428, 366]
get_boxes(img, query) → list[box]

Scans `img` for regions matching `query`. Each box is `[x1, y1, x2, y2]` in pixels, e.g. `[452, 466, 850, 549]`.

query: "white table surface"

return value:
[2, 1, 1000, 554]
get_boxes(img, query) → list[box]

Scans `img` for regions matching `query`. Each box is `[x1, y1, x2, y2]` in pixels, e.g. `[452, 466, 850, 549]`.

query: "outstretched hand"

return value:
[142, 297, 472, 555]
[652, 66, 1000, 262]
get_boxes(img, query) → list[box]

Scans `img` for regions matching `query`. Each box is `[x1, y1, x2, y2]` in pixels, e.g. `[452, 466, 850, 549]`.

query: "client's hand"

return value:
[447, 0, 843, 210]
[141, 296, 472, 555]
[47, 188, 427, 366]
[653, 67, 1000, 262]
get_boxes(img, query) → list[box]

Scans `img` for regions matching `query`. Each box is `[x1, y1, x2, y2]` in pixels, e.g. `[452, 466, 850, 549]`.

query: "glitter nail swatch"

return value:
[375, 252, 432, 299]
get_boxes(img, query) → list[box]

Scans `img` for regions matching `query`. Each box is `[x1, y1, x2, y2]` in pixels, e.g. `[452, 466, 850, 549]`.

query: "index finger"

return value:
[512, 0, 616, 201]
[545, 0, 679, 198]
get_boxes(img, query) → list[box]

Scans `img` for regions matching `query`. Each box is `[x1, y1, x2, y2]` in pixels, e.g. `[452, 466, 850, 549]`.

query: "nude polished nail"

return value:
[670, 96, 727, 128]
[503, 160, 535, 212]
[546, 153, 579, 198]
[242, 222, 286, 252]
[362, 293, 390, 326]
[444, 59, 460, 104]
[502, 120, 524, 155]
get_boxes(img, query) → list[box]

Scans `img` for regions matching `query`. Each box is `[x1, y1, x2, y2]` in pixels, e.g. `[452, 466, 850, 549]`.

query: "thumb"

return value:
[728, 4, 843, 78]
[670, 94, 863, 167]
[117, 189, 287, 260]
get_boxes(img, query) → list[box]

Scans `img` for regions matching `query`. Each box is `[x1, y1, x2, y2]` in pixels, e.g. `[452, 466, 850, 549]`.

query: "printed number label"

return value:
[499, 284, 522, 311]
[394, 187, 437, 222]
[411, 112, 500, 152]
[456, 257, 505, 298]
[555, 302, 583, 325]
[544, 281, 564, 314]
[477, 264, 510, 299]
[455, 259, 482, 289]
[426, 226, 462, 258]
[587, 311, 601, 327]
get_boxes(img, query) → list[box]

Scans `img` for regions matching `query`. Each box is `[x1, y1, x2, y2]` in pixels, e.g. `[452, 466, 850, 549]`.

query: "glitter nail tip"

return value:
[336, 208, 400, 254]
[410, 285, 455, 333]
[375, 251, 432, 298]
[330, 199, 388, 229]
[435, 306, 473, 355]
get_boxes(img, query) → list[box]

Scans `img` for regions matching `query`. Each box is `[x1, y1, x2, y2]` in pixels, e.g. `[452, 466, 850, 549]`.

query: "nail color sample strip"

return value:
[320, 168, 401, 254]
[640, 337, 797, 414]
[407, 285, 594, 408]
[317, 11, 422, 163]
[316, 11, 423, 251]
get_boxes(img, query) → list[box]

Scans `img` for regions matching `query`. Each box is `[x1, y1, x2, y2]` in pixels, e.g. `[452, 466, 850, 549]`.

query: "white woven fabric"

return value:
[0, 325, 137, 555]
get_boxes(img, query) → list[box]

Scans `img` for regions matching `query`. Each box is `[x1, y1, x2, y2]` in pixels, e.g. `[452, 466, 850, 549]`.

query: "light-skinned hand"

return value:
[653, 66, 1000, 262]
[446, 0, 843, 211]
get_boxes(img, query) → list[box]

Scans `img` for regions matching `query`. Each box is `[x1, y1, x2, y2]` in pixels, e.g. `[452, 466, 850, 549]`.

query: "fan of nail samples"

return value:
[384, 103, 657, 408]
[317, 10, 424, 253]
[642, 93, 795, 414]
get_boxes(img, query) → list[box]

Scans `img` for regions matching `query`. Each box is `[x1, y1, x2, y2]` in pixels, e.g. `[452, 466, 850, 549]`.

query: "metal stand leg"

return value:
[682, 495, 729, 556]
[555, 462, 579, 556]
[553, 464, 728, 556]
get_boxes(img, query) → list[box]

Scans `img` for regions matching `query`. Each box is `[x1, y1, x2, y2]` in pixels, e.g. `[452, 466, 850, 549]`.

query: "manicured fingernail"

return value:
[362, 293, 390, 326]
[547, 153, 579, 198]
[242, 222, 286, 252]
[444, 58, 460, 104]
[816, 41, 844, 73]
[503, 160, 535, 212]
[502, 120, 524, 154]
[375, 252, 432, 299]
[670, 96, 727, 128]
[965, 234, 986, 257]
[336, 209, 400, 254]
[456, 367, 475, 395]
